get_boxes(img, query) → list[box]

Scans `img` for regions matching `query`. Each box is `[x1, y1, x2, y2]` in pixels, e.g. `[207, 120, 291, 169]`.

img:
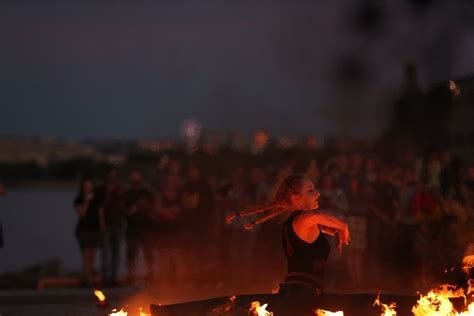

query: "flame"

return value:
[94, 289, 106, 302]
[272, 286, 280, 294]
[457, 303, 474, 316]
[109, 309, 127, 316]
[107, 307, 149, 316]
[467, 279, 473, 297]
[315, 309, 344, 316]
[463, 255, 474, 275]
[411, 284, 474, 315]
[373, 293, 397, 316]
[249, 301, 273, 316]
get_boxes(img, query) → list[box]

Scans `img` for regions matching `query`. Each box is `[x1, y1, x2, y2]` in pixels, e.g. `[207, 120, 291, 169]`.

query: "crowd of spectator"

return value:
[73, 144, 474, 295]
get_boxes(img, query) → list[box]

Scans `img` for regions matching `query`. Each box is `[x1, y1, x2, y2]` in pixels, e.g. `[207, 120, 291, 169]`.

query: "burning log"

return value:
[150, 293, 420, 316]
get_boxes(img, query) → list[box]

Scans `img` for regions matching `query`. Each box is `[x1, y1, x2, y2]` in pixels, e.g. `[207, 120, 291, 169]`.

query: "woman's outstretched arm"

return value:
[296, 210, 351, 248]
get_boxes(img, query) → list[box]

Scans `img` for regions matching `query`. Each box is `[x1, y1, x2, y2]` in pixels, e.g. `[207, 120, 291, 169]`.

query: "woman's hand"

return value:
[335, 223, 351, 253]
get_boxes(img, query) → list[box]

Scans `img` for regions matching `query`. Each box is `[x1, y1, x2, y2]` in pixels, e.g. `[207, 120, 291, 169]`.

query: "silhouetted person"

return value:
[123, 170, 154, 283]
[74, 178, 103, 286]
[100, 169, 126, 286]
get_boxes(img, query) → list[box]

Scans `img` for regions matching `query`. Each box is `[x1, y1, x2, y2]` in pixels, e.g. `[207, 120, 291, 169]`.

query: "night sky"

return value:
[1, 1, 473, 141]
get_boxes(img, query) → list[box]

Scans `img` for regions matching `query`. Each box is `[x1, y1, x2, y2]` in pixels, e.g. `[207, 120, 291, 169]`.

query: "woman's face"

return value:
[294, 179, 320, 211]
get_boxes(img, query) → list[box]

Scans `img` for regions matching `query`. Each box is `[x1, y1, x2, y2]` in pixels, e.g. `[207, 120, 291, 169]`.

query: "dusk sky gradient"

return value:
[1, 1, 473, 141]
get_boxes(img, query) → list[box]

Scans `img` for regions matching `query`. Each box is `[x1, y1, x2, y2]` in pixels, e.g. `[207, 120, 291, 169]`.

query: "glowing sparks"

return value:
[94, 289, 106, 302]
[315, 309, 344, 316]
[373, 293, 397, 316]
[249, 301, 273, 316]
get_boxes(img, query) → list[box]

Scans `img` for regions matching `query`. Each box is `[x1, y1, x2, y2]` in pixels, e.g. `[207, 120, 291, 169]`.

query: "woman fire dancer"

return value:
[226, 173, 350, 312]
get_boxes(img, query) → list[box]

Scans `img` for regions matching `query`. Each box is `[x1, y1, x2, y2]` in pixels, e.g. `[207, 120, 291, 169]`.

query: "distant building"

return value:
[0, 138, 126, 166]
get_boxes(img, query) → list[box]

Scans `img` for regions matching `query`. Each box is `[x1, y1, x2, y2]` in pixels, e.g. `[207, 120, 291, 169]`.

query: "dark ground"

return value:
[0, 287, 142, 316]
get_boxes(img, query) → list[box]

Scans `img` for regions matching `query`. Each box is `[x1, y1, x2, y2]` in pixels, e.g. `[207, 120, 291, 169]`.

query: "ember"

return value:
[94, 289, 107, 308]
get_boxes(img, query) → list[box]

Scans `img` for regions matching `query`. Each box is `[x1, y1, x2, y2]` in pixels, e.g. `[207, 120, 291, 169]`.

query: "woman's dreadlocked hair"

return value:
[227, 173, 309, 229]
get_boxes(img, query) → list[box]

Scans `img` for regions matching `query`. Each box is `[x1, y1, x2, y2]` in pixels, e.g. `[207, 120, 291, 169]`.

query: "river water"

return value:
[0, 189, 89, 274]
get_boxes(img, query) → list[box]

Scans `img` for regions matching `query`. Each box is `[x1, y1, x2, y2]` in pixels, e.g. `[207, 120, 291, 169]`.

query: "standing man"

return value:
[123, 170, 155, 283]
[100, 169, 125, 286]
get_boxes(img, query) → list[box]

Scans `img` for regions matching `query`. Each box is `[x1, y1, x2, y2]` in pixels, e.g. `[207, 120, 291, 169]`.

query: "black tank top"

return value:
[282, 210, 330, 281]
